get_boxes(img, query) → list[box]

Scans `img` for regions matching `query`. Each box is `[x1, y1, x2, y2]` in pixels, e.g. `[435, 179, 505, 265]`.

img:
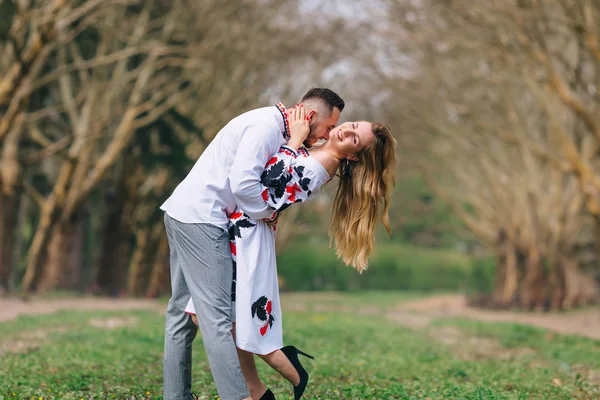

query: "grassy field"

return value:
[1, 294, 599, 399]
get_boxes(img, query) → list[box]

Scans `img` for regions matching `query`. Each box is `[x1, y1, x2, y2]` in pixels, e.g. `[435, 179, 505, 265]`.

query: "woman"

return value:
[185, 105, 396, 399]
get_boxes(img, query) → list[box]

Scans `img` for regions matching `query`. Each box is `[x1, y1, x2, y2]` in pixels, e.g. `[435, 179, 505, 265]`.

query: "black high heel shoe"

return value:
[280, 345, 314, 400]
[260, 388, 275, 400]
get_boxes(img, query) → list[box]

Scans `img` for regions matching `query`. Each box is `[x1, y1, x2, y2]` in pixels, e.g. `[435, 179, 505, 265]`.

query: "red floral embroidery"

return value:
[262, 189, 269, 201]
[230, 211, 243, 220]
[230, 241, 236, 256]
[251, 296, 275, 337]
[266, 300, 272, 314]
[260, 323, 268, 336]
[285, 183, 302, 202]
[266, 157, 278, 167]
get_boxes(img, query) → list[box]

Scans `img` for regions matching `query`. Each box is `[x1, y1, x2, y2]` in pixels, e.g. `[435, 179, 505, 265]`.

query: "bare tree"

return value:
[0, 0, 369, 295]
[357, 0, 600, 308]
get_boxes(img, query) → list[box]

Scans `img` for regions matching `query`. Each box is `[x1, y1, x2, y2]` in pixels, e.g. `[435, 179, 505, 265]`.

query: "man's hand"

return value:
[287, 105, 310, 150]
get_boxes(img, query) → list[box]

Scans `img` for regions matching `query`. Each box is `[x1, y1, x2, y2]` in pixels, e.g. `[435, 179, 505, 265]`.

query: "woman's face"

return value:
[329, 121, 375, 160]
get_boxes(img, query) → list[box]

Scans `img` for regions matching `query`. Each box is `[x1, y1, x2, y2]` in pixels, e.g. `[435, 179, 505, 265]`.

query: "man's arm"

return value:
[229, 123, 280, 220]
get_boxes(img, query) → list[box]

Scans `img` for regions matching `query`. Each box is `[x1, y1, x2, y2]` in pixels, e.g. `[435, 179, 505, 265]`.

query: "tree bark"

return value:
[65, 209, 85, 291]
[520, 248, 544, 310]
[502, 246, 520, 307]
[36, 210, 84, 292]
[549, 254, 567, 310]
[491, 252, 507, 307]
[146, 233, 169, 298]
[0, 191, 19, 294]
[21, 160, 77, 293]
[563, 257, 599, 308]
[491, 231, 520, 308]
[127, 227, 151, 296]
[94, 171, 137, 295]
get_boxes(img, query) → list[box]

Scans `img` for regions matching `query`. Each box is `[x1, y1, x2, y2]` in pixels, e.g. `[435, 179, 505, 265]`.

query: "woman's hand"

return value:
[287, 104, 309, 150]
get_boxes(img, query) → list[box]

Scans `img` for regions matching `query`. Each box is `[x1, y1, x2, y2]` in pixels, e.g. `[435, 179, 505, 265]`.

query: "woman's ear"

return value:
[347, 154, 359, 162]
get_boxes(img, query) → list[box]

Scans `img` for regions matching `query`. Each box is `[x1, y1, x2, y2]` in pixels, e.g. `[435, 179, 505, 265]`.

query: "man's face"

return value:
[304, 107, 341, 147]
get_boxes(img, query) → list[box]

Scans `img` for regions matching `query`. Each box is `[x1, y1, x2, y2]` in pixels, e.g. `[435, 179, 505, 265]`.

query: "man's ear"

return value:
[347, 154, 359, 162]
[307, 110, 317, 121]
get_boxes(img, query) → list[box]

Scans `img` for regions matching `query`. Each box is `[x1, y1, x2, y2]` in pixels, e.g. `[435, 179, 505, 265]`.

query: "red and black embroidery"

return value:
[259, 147, 314, 212]
[260, 158, 293, 200]
[228, 211, 256, 302]
[275, 102, 290, 140]
[230, 259, 237, 302]
[251, 295, 275, 336]
[228, 211, 256, 239]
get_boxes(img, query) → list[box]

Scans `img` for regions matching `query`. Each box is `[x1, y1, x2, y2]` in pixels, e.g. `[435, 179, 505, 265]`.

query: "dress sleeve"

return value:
[260, 146, 326, 214]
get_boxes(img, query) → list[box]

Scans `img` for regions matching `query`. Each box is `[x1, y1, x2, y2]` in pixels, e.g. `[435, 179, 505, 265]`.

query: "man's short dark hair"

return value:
[300, 88, 345, 113]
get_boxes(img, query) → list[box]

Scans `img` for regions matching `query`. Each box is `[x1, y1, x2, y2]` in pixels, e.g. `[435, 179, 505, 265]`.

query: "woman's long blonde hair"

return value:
[329, 123, 396, 273]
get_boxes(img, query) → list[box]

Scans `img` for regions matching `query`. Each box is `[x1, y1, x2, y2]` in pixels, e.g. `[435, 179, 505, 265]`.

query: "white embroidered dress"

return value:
[185, 145, 330, 355]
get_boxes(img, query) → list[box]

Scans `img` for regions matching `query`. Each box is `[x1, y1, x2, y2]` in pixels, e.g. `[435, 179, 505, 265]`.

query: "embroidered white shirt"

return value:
[160, 105, 289, 228]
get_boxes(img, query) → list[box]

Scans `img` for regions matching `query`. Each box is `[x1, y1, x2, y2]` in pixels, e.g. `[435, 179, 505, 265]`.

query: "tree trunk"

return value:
[0, 191, 19, 294]
[94, 177, 136, 295]
[275, 207, 302, 254]
[491, 253, 507, 307]
[21, 161, 77, 293]
[94, 214, 132, 296]
[128, 227, 151, 296]
[0, 112, 24, 294]
[66, 210, 85, 291]
[520, 248, 544, 310]
[146, 233, 170, 298]
[563, 257, 599, 308]
[491, 232, 519, 308]
[37, 222, 72, 292]
[548, 253, 566, 311]
[37, 211, 84, 292]
[502, 243, 520, 306]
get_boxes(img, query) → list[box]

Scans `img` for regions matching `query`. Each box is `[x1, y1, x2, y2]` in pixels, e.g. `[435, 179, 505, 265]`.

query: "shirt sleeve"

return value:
[229, 123, 280, 220]
[260, 147, 325, 214]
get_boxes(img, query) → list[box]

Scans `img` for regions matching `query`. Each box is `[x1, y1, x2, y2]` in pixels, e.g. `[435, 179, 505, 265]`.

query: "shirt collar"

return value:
[275, 102, 290, 141]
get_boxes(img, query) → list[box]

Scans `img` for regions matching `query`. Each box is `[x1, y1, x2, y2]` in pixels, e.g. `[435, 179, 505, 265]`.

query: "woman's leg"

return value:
[256, 351, 300, 386]
[232, 323, 268, 399]
[232, 328, 301, 392]
[228, 319, 299, 386]
[190, 315, 269, 399]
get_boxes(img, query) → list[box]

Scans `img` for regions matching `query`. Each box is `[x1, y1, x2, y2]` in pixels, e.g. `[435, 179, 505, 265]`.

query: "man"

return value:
[160, 88, 345, 400]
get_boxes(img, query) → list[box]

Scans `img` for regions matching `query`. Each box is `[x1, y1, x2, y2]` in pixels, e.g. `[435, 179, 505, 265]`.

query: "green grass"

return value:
[434, 317, 600, 369]
[1, 301, 599, 399]
[157, 290, 430, 310]
[280, 290, 431, 312]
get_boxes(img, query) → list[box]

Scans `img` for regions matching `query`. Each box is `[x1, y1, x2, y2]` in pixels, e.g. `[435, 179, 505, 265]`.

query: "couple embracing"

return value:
[160, 88, 396, 400]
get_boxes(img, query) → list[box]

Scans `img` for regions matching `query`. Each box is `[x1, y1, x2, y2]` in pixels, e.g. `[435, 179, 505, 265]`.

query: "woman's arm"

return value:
[260, 148, 322, 214]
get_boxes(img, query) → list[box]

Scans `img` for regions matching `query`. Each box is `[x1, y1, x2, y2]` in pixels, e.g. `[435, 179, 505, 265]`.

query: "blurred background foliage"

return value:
[1, 0, 599, 311]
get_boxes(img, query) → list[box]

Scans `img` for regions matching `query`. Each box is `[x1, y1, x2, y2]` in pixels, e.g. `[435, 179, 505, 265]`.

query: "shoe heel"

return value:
[260, 388, 275, 400]
[296, 349, 314, 360]
[280, 345, 313, 399]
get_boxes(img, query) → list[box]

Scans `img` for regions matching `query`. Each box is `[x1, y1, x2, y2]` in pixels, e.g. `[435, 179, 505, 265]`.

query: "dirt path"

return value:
[0, 297, 162, 323]
[391, 294, 600, 340]
[1, 294, 599, 340]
